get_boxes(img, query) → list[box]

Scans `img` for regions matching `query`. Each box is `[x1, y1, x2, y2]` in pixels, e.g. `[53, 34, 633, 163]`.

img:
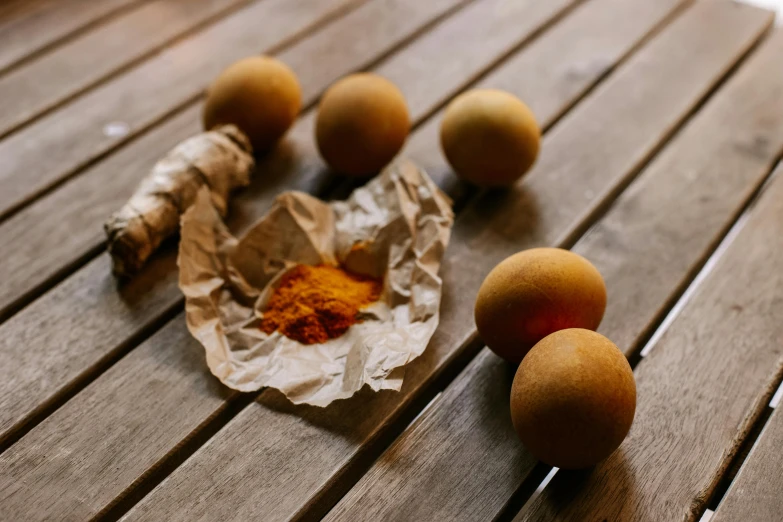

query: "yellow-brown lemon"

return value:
[315, 73, 410, 176]
[474, 248, 606, 363]
[510, 328, 636, 469]
[440, 89, 540, 186]
[203, 56, 301, 152]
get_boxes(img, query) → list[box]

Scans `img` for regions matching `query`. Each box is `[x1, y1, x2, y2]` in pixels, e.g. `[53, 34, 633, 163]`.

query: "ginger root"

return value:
[105, 125, 254, 277]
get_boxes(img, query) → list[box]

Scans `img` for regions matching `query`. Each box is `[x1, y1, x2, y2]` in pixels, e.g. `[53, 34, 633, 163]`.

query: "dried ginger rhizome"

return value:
[260, 264, 382, 344]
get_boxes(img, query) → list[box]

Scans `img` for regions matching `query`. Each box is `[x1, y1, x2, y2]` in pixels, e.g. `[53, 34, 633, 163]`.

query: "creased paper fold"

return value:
[178, 160, 454, 406]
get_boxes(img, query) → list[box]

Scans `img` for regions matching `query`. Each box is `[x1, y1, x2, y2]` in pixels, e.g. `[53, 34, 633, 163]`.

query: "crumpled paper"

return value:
[178, 160, 454, 406]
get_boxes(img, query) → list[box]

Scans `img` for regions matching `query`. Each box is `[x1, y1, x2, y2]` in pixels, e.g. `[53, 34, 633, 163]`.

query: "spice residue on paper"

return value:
[260, 264, 383, 344]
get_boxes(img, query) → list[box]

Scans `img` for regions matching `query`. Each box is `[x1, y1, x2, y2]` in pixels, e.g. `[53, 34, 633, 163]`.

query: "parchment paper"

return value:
[178, 160, 454, 406]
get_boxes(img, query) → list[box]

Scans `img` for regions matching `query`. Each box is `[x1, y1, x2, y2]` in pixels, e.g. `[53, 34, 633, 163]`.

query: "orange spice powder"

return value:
[260, 264, 382, 345]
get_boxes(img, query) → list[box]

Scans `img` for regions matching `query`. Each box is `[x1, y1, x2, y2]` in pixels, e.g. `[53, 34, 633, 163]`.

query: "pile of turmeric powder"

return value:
[260, 264, 383, 344]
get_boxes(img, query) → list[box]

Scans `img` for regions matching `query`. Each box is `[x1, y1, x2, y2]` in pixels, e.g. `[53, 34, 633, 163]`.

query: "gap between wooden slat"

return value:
[706, 404, 776, 513]
[709, 337, 783, 520]
[0, 0, 151, 77]
[0, 0, 267, 142]
[511, 467, 560, 522]
[770, 381, 783, 408]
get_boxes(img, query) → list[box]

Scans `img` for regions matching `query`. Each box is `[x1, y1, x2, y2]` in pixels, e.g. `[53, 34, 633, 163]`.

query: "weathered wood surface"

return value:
[0, 0, 523, 447]
[327, 5, 783, 521]
[0, 1, 581, 516]
[121, 2, 770, 521]
[0, 0, 361, 221]
[0, 0, 143, 74]
[0, 0, 471, 323]
[584, 35, 783, 356]
[1, 1, 780, 521]
[276, 0, 475, 105]
[0, 320, 239, 521]
[0, 0, 255, 138]
[328, 348, 528, 522]
[712, 384, 783, 522]
[518, 55, 783, 522]
[404, 0, 687, 200]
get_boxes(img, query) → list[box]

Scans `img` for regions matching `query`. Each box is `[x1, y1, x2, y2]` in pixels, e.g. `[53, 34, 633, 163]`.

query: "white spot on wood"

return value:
[103, 121, 130, 138]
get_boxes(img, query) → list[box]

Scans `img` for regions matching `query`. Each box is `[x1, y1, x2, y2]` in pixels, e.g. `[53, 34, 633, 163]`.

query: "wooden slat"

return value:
[0, 2, 580, 518]
[121, 2, 771, 521]
[327, 8, 783, 521]
[0, 0, 362, 222]
[276, 0, 474, 104]
[518, 43, 783, 522]
[0, 0, 256, 138]
[712, 383, 783, 522]
[0, 0, 143, 74]
[0, 0, 471, 324]
[0, 0, 495, 446]
[327, 349, 524, 522]
[0, 320, 238, 521]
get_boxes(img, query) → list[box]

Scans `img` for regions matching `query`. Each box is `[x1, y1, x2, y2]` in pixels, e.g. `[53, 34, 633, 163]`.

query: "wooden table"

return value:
[1, 0, 782, 520]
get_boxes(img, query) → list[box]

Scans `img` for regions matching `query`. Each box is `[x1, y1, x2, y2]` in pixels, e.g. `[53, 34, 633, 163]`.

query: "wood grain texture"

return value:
[0, 320, 238, 521]
[712, 384, 783, 522]
[405, 0, 688, 201]
[0, 0, 578, 515]
[327, 5, 783, 521]
[0, 0, 470, 322]
[519, 146, 783, 522]
[122, 3, 771, 521]
[276, 0, 475, 104]
[583, 27, 783, 357]
[0, 0, 360, 221]
[0, 0, 143, 74]
[0, 0, 487, 446]
[330, 349, 530, 522]
[0, 0, 255, 138]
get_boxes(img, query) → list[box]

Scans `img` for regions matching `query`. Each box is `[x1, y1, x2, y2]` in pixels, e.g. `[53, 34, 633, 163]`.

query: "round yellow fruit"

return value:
[474, 248, 606, 363]
[203, 56, 301, 152]
[440, 89, 540, 186]
[510, 328, 636, 469]
[315, 73, 410, 176]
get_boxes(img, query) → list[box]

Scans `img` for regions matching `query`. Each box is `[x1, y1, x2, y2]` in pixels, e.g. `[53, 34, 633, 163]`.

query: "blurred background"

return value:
[743, 0, 783, 17]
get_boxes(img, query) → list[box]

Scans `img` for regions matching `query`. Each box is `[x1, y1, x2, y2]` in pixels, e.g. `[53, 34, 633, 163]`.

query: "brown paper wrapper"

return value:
[178, 160, 454, 406]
